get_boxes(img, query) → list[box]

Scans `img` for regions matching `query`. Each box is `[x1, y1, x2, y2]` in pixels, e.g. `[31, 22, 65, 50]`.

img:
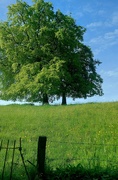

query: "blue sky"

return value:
[0, 0, 118, 105]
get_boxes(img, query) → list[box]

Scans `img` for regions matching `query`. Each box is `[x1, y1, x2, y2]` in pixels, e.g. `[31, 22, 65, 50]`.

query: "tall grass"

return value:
[0, 102, 118, 178]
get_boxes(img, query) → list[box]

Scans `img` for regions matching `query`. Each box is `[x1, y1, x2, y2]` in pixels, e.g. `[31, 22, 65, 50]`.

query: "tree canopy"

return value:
[0, 0, 103, 105]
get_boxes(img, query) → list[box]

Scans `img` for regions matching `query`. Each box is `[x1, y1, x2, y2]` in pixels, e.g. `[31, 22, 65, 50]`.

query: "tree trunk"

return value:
[62, 92, 67, 105]
[42, 94, 49, 105]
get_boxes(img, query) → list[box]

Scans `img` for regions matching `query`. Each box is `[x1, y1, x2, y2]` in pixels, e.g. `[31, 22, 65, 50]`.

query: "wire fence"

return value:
[0, 139, 31, 180]
[0, 136, 118, 179]
[46, 138, 118, 168]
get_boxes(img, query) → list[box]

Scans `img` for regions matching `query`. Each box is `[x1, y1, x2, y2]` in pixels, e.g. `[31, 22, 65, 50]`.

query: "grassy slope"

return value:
[0, 102, 118, 169]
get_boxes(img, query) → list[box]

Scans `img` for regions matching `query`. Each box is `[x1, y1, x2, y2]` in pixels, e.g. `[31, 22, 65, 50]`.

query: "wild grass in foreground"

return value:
[0, 102, 118, 178]
[1, 163, 118, 179]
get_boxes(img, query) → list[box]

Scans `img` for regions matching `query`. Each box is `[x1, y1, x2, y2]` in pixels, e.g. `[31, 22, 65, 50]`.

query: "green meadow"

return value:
[0, 102, 118, 179]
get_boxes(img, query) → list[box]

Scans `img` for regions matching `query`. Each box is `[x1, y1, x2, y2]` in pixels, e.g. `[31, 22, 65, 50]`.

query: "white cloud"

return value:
[86, 10, 118, 30]
[75, 12, 83, 18]
[107, 71, 118, 77]
[98, 10, 106, 16]
[88, 29, 118, 55]
[83, 4, 94, 13]
[86, 22, 103, 28]
[104, 29, 118, 39]
[112, 12, 118, 25]
[101, 69, 118, 78]
[103, 12, 118, 27]
[89, 36, 102, 44]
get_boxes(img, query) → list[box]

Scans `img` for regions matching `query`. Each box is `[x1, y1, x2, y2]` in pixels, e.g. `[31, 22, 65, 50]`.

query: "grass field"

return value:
[0, 102, 118, 179]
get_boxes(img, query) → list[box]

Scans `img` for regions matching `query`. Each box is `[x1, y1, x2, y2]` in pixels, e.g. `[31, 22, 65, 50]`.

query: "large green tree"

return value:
[0, 0, 103, 105]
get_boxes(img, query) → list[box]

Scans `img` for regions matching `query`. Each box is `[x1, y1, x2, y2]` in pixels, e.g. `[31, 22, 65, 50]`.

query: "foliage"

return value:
[1, 163, 118, 179]
[45, 164, 118, 180]
[0, 0, 103, 104]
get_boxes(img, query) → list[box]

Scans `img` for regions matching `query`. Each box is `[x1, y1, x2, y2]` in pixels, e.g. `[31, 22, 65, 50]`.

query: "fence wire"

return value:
[46, 138, 118, 168]
[0, 139, 31, 180]
[0, 137, 118, 177]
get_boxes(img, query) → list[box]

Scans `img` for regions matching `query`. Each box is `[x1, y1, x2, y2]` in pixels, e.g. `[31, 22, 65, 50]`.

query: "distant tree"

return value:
[0, 0, 103, 105]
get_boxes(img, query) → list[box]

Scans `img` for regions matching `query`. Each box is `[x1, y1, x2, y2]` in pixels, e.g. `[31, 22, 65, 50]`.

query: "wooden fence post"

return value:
[37, 136, 47, 176]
